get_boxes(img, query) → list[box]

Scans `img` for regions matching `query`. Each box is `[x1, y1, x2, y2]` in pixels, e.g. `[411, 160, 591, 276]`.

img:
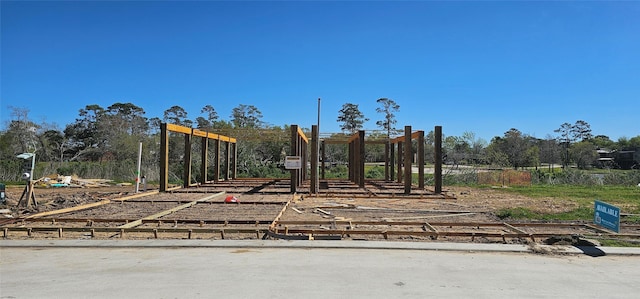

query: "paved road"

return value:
[2, 245, 639, 299]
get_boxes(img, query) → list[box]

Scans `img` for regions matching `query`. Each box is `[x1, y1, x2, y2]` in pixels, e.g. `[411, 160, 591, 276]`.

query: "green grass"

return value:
[499, 185, 639, 206]
[496, 207, 593, 221]
[597, 239, 640, 247]
[493, 184, 640, 222]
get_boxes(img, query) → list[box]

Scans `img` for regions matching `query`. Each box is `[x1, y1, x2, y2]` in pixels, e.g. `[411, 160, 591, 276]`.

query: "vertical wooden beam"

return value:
[310, 125, 318, 194]
[358, 130, 365, 188]
[390, 142, 395, 181]
[214, 139, 220, 182]
[183, 131, 192, 188]
[290, 125, 298, 193]
[397, 141, 403, 183]
[435, 125, 443, 194]
[350, 138, 355, 183]
[384, 142, 390, 181]
[232, 142, 237, 179]
[200, 136, 208, 183]
[302, 138, 308, 182]
[160, 123, 169, 192]
[224, 141, 231, 181]
[418, 130, 425, 189]
[404, 126, 412, 194]
[321, 140, 326, 180]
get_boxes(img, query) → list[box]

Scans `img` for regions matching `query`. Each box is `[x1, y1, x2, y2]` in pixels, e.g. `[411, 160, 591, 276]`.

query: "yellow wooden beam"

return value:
[297, 127, 308, 143]
[166, 123, 192, 134]
[192, 129, 208, 137]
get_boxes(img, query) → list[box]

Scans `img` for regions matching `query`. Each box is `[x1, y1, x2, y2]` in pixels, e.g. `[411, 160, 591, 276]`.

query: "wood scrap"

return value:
[291, 207, 303, 214]
[382, 212, 476, 221]
[314, 208, 332, 216]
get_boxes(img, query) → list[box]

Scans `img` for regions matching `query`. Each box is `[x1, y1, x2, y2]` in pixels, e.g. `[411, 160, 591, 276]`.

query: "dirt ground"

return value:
[3, 182, 633, 243]
[0, 183, 577, 220]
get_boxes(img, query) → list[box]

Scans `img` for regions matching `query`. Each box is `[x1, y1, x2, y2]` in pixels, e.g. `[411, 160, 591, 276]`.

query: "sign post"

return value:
[594, 200, 620, 233]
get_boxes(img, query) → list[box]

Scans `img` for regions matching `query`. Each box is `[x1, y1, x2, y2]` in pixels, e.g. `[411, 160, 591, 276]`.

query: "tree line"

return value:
[1, 99, 638, 182]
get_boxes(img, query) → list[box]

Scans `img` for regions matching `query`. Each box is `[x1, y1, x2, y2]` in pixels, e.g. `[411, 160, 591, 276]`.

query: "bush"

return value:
[365, 166, 384, 179]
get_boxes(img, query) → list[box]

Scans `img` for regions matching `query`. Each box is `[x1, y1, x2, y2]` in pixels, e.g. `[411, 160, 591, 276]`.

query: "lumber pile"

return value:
[37, 174, 113, 188]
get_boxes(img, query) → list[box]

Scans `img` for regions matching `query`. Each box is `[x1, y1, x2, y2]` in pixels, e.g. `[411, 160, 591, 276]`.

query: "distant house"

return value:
[596, 148, 616, 168]
[595, 148, 639, 169]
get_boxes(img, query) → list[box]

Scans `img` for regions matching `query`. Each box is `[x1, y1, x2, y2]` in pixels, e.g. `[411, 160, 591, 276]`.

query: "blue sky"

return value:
[2, 1, 639, 142]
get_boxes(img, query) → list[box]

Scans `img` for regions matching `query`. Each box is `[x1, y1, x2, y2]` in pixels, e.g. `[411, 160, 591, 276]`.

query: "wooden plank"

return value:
[24, 199, 112, 219]
[382, 213, 476, 221]
[503, 222, 529, 235]
[297, 127, 309, 143]
[166, 123, 192, 134]
[118, 192, 226, 229]
[109, 190, 160, 202]
[192, 129, 208, 137]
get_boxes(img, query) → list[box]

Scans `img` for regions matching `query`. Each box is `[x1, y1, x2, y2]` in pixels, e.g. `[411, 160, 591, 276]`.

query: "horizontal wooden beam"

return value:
[165, 123, 236, 143]
[390, 130, 424, 144]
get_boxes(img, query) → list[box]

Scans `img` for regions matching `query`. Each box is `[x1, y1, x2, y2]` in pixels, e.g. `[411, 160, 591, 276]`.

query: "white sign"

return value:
[285, 156, 302, 169]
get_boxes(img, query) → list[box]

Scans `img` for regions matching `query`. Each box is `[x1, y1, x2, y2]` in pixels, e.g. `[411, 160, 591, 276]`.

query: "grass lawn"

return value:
[495, 184, 640, 222]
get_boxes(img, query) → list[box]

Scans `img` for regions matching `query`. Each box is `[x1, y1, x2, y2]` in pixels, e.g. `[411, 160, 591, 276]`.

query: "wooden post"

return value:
[160, 123, 169, 192]
[404, 126, 412, 194]
[302, 138, 308, 182]
[200, 135, 208, 183]
[418, 130, 425, 189]
[311, 125, 319, 194]
[225, 141, 231, 181]
[358, 130, 365, 188]
[290, 125, 299, 193]
[214, 139, 220, 182]
[384, 142, 390, 181]
[183, 131, 192, 188]
[397, 141, 403, 184]
[390, 142, 395, 181]
[348, 138, 354, 182]
[321, 141, 326, 180]
[435, 126, 443, 194]
[232, 142, 237, 179]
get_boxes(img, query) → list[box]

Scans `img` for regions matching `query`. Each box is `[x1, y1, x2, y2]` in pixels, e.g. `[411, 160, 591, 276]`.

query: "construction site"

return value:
[1, 123, 638, 245]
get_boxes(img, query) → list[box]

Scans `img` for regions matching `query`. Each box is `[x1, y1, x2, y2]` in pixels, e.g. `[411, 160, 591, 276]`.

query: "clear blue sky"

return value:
[2, 1, 639, 142]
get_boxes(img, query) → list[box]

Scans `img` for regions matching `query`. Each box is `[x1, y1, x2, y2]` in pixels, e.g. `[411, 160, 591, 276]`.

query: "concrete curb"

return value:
[2, 239, 640, 256]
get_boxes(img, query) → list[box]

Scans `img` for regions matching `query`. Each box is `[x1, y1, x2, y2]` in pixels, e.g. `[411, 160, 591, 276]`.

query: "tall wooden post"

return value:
[290, 125, 299, 193]
[418, 130, 425, 189]
[384, 142, 390, 181]
[404, 126, 412, 194]
[160, 123, 169, 192]
[348, 138, 354, 182]
[200, 136, 208, 183]
[321, 141, 326, 180]
[214, 139, 220, 182]
[358, 130, 365, 188]
[183, 131, 192, 188]
[390, 142, 395, 181]
[225, 141, 231, 180]
[311, 125, 319, 194]
[231, 141, 237, 179]
[435, 126, 443, 194]
[397, 141, 403, 183]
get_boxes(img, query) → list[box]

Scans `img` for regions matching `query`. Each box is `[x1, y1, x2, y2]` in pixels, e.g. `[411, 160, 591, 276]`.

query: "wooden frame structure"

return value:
[290, 125, 309, 193]
[160, 123, 237, 192]
[390, 126, 425, 194]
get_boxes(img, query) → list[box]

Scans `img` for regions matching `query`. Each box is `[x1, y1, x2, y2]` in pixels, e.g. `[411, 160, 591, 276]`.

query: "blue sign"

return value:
[594, 200, 620, 233]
